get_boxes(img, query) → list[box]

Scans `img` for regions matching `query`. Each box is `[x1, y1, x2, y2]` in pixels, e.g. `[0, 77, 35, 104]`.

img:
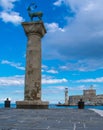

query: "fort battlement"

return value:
[69, 88, 103, 106]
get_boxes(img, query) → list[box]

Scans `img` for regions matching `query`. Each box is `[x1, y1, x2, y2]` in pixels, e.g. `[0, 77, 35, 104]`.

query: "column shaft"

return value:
[25, 34, 41, 100]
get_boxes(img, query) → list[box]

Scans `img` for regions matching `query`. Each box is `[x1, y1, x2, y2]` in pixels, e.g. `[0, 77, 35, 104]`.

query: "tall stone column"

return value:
[16, 21, 49, 109]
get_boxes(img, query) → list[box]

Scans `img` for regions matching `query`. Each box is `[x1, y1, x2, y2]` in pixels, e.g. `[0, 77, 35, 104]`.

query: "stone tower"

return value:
[16, 21, 49, 109]
[65, 88, 69, 105]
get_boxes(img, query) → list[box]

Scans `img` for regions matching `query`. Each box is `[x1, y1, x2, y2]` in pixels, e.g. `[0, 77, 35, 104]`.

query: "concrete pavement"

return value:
[0, 108, 103, 130]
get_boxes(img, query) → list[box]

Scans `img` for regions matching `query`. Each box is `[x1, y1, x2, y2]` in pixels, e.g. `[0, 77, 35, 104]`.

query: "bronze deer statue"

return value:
[27, 3, 43, 21]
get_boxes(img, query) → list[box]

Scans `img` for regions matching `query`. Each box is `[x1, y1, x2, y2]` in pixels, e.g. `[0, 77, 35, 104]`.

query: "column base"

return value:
[16, 100, 49, 109]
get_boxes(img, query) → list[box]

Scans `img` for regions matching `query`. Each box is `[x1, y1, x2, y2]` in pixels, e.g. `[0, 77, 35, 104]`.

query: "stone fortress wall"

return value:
[69, 87, 103, 106]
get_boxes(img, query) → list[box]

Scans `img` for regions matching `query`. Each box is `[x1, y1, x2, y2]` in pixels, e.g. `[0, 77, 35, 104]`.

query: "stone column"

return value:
[16, 21, 49, 109]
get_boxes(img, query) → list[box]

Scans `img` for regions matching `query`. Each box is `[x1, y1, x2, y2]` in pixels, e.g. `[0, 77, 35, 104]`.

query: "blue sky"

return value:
[0, 0, 103, 104]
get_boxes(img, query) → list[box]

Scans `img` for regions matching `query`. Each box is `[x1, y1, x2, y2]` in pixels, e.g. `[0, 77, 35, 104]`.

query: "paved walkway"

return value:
[90, 109, 103, 117]
[0, 108, 103, 130]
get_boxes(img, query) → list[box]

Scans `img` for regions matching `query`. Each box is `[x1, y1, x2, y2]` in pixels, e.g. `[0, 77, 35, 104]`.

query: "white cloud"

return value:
[55, 86, 67, 90]
[0, 75, 68, 87]
[42, 78, 68, 84]
[42, 64, 48, 69]
[0, 11, 24, 25]
[1, 60, 25, 70]
[69, 85, 87, 91]
[0, 98, 8, 102]
[42, 64, 48, 72]
[0, 75, 24, 86]
[0, 0, 24, 25]
[59, 65, 69, 71]
[0, 0, 17, 11]
[42, 64, 59, 74]
[59, 59, 103, 71]
[47, 69, 58, 74]
[45, 23, 65, 32]
[83, 2, 95, 11]
[13, 90, 23, 94]
[53, 0, 65, 6]
[77, 77, 103, 83]
[43, 86, 65, 94]
[42, 85, 68, 103]
[43, 0, 103, 71]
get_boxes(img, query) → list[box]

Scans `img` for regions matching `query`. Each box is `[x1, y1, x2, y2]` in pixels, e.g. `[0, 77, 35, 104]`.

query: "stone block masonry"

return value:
[16, 21, 49, 109]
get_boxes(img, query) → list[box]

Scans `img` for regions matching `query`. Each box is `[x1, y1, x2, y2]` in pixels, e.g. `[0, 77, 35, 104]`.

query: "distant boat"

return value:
[84, 101, 97, 106]
[56, 102, 69, 106]
[56, 104, 70, 106]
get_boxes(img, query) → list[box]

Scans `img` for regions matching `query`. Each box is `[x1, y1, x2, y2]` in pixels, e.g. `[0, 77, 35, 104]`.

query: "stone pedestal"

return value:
[16, 21, 49, 109]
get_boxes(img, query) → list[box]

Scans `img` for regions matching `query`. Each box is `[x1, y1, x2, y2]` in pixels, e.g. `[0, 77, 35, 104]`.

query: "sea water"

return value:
[49, 104, 103, 110]
[0, 103, 16, 108]
[0, 103, 103, 110]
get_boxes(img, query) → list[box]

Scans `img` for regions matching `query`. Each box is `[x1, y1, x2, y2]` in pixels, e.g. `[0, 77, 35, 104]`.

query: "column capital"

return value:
[22, 21, 47, 37]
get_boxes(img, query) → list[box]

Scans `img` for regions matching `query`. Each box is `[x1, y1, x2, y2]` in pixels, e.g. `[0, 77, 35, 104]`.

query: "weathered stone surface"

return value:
[22, 22, 46, 37]
[0, 109, 103, 130]
[16, 21, 49, 108]
[16, 101, 49, 109]
[69, 89, 103, 106]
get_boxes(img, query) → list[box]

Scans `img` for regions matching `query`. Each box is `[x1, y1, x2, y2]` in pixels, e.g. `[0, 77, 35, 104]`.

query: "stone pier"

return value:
[0, 109, 103, 130]
[16, 21, 49, 109]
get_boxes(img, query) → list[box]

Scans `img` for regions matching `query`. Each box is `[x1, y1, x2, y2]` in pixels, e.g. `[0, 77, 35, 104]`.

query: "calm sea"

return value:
[0, 103, 103, 110]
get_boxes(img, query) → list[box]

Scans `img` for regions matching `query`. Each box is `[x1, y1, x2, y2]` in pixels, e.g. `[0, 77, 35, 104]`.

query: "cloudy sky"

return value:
[0, 0, 103, 104]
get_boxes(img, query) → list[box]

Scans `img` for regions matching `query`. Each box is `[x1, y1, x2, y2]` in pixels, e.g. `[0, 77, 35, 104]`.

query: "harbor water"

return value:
[0, 103, 103, 110]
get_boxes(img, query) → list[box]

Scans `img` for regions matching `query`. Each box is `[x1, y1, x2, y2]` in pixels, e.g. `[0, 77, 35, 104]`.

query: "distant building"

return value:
[69, 85, 103, 106]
